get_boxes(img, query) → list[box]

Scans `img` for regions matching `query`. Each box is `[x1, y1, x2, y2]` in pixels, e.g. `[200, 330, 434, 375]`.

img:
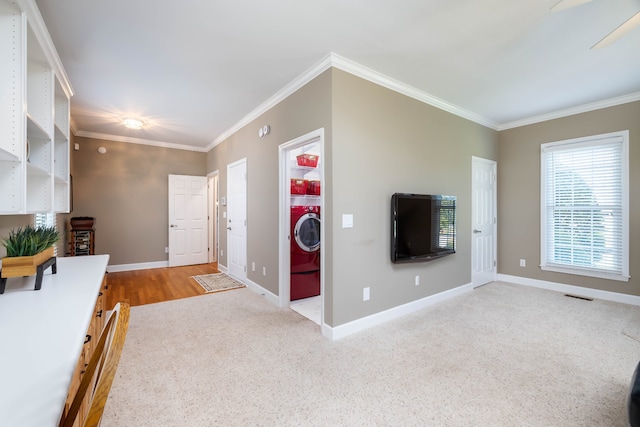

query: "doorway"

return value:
[471, 156, 497, 287]
[279, 129, 324, 326]
[227, 158, 247, 281]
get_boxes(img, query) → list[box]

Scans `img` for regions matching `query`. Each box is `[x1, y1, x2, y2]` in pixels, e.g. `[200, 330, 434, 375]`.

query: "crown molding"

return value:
[208, 52, 500, 151]
[329, 53, 499, 130]
[498, 91, 640, 130]
[207, 53, 334, 151]
[210, 52, 640, 146]
[72, 52, 640, 152]
[73, 130, 208, 152]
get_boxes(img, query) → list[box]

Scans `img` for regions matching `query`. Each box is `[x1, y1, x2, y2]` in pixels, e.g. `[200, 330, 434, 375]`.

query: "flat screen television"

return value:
[390, 193, 456, 264]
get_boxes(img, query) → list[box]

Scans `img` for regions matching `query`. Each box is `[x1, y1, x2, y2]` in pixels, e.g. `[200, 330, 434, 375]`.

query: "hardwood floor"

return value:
[104, 263, 219, 310]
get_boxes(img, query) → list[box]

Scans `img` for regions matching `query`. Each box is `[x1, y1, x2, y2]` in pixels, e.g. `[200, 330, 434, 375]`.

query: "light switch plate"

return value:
[342, 214, 353, 228]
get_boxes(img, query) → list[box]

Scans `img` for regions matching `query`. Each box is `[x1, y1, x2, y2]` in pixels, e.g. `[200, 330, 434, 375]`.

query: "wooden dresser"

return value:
[0, 255, 109, 427]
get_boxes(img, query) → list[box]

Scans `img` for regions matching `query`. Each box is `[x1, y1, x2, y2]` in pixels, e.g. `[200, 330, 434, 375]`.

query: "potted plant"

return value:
[1, 226, 60, 293]
[2, 225, 60, 258]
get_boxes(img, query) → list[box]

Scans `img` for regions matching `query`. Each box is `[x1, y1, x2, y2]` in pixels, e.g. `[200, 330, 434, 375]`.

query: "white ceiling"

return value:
[36, 0, 640, 152]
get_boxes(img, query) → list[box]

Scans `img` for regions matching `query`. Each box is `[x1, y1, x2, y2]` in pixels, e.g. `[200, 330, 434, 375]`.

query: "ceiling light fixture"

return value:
[122, 118, 144, 130]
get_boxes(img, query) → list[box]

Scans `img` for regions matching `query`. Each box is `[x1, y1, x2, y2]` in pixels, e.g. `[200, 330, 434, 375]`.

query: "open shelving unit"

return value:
[290, 162, 321, 207]
[54, 76, 70, 212]
[0, 0, 71, 215]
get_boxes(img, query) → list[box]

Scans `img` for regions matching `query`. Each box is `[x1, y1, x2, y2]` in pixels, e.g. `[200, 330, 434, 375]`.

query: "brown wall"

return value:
[71, 137, 206, 266]
[3, 68, 634, 329]
[498, 100, 640, 296]
[207, 68, 499, 327]
[329, 69, 499, 325]
[207, 69, 333, 307]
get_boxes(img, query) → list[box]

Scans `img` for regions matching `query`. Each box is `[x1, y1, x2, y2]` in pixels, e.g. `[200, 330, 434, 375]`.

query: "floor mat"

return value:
[191, 273, 245, 293]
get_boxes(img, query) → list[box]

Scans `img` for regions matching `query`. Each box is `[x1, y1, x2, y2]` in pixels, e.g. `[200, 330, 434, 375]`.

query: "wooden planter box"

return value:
[1, 246, 55, 278]
[0, 247, 57, 294]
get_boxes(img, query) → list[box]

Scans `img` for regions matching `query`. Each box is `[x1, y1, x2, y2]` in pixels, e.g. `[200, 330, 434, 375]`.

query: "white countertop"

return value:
[0, 254, 109, 427]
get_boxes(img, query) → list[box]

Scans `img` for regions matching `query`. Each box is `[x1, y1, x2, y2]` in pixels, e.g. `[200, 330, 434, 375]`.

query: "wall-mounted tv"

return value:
[390, 193, 456, 264]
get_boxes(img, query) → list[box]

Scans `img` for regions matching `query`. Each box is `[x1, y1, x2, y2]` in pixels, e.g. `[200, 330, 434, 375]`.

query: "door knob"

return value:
[227, 227, 232, 230]
[473, 229, 482, 234]
[170, 224, 177, 228]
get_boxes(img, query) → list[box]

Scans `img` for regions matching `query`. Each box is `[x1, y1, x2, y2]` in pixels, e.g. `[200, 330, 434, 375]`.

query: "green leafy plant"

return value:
[1, 225, 60, 257]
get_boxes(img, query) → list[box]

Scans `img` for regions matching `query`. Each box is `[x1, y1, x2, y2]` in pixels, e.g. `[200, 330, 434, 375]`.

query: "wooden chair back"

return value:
[60, 302, 130, 427]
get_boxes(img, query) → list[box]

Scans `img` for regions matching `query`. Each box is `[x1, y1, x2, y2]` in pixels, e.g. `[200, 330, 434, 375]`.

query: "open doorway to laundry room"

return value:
[278, 129, 324, 326]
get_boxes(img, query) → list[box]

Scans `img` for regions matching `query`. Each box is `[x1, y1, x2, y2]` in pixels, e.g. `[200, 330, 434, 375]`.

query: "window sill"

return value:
[541, 264, 630, 282]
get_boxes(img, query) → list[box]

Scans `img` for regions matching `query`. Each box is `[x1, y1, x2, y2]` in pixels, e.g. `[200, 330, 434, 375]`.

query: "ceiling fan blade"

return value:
[550, 0, 594, 13]
[592, 10, 640, 49]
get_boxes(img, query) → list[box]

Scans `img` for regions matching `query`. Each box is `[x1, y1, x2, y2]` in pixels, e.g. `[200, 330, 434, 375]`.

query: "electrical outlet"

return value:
[415, 275, 420, 286]
[520, 259, 526, 267]
[252, 262, 255, 271]
[165, 247, 169, 253]
[220, 249, 224, 257]
[363, 287, 370, 301]
[262, 267, 266, 276]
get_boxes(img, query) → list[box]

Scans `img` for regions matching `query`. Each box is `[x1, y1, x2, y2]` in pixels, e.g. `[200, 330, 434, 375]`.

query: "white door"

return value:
[168, 174, 208, 267]
[471, 157, 497, 287]
[227, 159, 247, 280]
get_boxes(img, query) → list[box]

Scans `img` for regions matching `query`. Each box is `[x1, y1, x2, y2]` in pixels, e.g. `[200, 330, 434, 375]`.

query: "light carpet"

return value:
[191, 273, 245, 293]
[101, 282, 640, 426]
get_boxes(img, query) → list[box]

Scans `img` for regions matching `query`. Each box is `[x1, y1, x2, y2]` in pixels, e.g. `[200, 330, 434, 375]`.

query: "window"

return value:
[34, 212, 55, 229]
[541, 131, 629, 281]
[35, 212, 58, 255]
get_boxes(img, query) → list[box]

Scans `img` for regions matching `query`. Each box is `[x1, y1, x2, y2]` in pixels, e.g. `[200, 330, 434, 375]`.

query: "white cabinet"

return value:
[54, 78, 71, 212]
[0, 0, 71, 215]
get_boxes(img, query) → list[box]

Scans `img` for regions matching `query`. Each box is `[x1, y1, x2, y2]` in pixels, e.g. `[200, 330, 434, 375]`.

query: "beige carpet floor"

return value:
[101, 282, 640, 426]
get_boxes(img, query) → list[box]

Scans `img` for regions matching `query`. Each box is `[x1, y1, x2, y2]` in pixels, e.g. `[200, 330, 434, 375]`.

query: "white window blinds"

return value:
[35, 212, 58, 255]
[34, 212, 55, 229]
[541, 131, 629, 281]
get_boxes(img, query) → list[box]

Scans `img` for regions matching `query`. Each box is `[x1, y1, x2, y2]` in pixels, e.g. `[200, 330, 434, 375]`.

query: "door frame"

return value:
[278, 128, 325, 319]
[227, 158, 248, 281]
[471, 156, 497, 287]
[207, 170, 219, 264]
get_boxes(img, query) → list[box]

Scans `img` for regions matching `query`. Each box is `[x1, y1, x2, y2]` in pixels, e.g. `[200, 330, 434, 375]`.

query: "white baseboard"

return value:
[242, 277, 280, 307]
[497, 274, 640, 306]
[217, 264, 228, 274]
[323, 282, 474, 340]
[107, 261, 168, 272]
